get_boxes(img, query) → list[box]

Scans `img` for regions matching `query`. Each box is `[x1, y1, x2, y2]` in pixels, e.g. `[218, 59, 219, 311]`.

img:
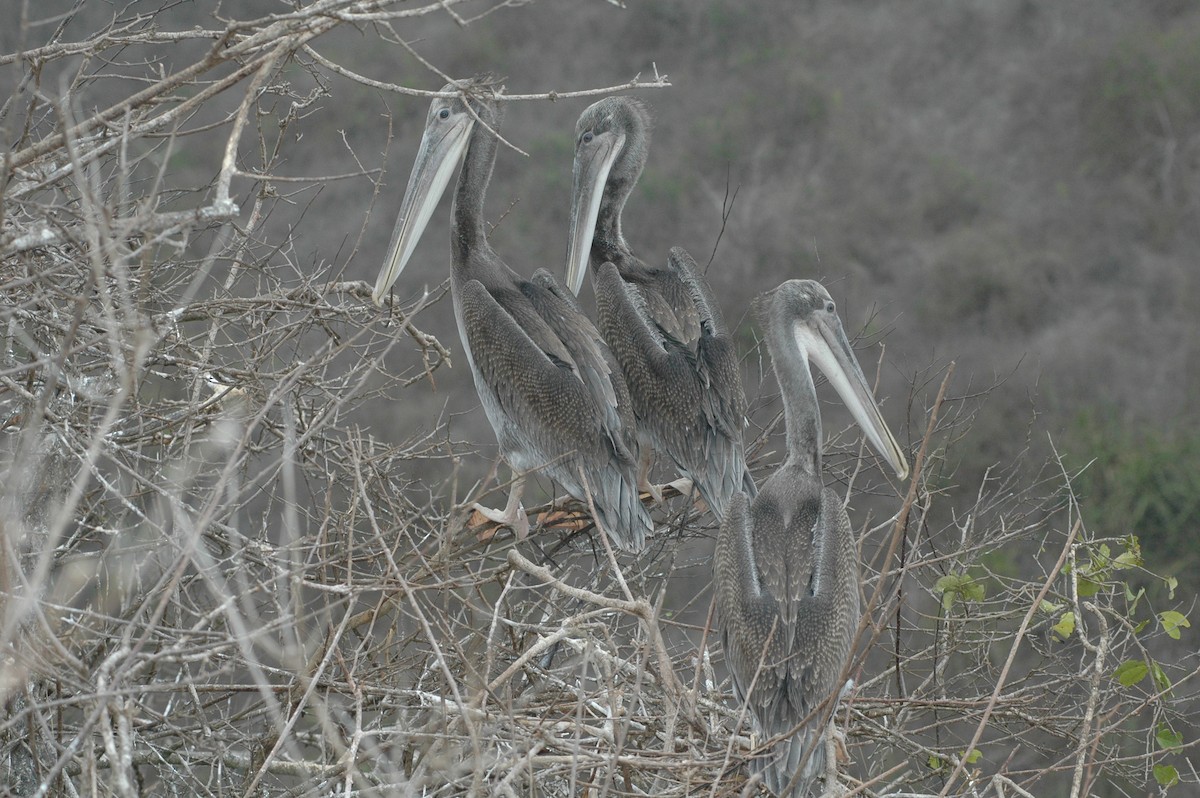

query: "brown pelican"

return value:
[372, 79, 652, 552]
[565, 96, 754, 516]
[715, 280, 908, 796]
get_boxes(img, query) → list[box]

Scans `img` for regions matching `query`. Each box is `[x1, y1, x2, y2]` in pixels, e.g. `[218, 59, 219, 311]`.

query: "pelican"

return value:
[372, 78, 652, 552]
[565, 96, 754, 516]
[715, 280, 908, 796]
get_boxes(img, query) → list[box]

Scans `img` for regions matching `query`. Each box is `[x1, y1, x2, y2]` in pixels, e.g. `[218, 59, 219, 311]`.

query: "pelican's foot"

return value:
[639, 476, 708, 505]
[663, 477, 711, 513]
[664, 476, 694, 496]
[635, 448, 661, 504]
[472, 502, 529, 540]
[638, 476, 664, 504]
[828, 717, 849, 770]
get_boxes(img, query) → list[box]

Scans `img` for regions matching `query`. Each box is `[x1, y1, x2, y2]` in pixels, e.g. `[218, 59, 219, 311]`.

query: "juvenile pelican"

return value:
[373, 79, 652, 551]
[565, 96, 754, 516]
[715, 280, 908, 796]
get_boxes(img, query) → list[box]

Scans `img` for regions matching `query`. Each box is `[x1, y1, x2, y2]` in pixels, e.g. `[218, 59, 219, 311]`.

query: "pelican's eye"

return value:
[825, 301, 835, 313]
[438, 108, 451, 120]
[581, 130, 594, 144]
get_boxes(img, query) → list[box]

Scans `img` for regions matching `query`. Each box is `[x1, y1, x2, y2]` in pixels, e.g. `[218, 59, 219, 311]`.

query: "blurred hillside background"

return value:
[2, 0, 1199, 794]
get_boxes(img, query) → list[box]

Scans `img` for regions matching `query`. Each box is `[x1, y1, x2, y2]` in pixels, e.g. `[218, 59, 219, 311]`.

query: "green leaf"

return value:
[1159, 610, 1191, 640]
[1156, 724, 1184, 750]
[1052, 611, 1076, 639]
[1077, 576, 1101, 598]
[1113, 537, 1142, 570]
[1154, 763, 1179, 787]
[961, 748, 981, 764]
[1112, 550, 1141, 570]
[1126, 585, 1145, 613]
[927, 754, 944, 771]
[1112, 660, 1148, 687]
[1150, 660, 1172, 694]
[1039, 599, 1063, 614]
[1133, 619, 1149, 634]
[936, 573, 986, 612]
[1165, 575, 1178, 600]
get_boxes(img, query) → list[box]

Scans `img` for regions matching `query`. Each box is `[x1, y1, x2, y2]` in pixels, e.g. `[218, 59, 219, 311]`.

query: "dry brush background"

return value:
[1, 1, 1198, 796]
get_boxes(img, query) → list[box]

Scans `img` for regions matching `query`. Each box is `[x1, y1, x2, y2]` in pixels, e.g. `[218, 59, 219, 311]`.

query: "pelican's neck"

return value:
[451, 109, 500, 266]
[591, 188, 632, 269]
[767, 320, 822, 475]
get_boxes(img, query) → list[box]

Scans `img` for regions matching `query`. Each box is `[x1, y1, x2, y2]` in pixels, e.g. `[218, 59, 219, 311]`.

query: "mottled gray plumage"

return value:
[565, 96, 754, 518]
[373, 79, 651, 551]
[716, 280, 908, 797]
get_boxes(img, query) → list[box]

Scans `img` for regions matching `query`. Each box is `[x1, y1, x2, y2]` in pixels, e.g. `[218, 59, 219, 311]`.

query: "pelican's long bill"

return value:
[564, 129, 625, 295]
[371, 106, 476, 304]
[795, 314, 910, 480]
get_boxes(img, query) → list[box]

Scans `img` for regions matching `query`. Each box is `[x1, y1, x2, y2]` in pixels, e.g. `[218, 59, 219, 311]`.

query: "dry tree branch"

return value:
[935, 519, 1084, 797]
[508, 549, 648, 617]
[302, 43, 670, 100]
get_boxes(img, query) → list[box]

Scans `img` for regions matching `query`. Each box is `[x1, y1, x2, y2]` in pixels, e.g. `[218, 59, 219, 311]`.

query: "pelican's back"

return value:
[717, 473, 859, 797]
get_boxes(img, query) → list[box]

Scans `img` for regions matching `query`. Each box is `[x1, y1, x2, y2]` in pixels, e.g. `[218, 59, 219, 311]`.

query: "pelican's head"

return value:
[761, 280, 909, 480]
[372, 78, 500, 304]
[564, 96, 651, 295]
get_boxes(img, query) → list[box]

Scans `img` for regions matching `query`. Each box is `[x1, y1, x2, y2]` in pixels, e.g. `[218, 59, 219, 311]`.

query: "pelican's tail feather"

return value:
[755, 724, 827, 798]
[593, 468, 652, 553]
